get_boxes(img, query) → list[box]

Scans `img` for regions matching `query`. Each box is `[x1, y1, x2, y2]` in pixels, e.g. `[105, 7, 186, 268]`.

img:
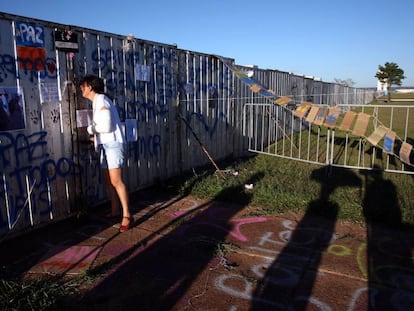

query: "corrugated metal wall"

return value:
[0, 12, 376, 239]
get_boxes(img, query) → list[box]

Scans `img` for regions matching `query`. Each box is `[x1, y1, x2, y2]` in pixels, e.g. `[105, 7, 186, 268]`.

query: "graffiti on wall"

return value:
[0, 52, 57, 83]
[0, 131, 82, 229]
[0, 17, 235, 237]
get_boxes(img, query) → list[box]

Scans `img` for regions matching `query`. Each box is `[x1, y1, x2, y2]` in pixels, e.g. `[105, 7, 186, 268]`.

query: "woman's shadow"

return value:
[250, 166, 361, 310]
[82, 171, 264, 310]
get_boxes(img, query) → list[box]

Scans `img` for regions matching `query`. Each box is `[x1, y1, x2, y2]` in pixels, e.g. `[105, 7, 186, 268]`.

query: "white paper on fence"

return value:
[125, 119, 138, 142]
[76, 109, 92, 128]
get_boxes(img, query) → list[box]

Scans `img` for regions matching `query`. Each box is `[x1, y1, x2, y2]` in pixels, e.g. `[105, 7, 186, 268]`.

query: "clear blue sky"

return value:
[2, 0, 413, 87]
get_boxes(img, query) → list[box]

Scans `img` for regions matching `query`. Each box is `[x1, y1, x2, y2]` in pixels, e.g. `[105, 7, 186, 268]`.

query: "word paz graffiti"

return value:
[15, 22, 45, 47]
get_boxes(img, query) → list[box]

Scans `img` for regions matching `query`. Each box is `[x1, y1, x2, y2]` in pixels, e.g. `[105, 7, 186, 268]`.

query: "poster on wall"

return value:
[54, 29, 79, 52]
[76, 109, 93, 128]
[39, 82, 60, 103]
[0, 87, 26, 131]
[135, 64, 151, 82]
[15, 21, 47, 71]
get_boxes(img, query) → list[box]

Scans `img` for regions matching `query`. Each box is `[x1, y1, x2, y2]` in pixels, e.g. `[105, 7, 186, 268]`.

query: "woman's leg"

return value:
[107, 167, 131, 226]
[102, 168, 120, 216]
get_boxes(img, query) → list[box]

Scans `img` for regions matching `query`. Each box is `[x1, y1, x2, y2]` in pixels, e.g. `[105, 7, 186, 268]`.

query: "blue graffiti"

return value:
[91, 48, 141, 70]
[89, 47, 177, 99]
[0, 53, 57, 83]
[99, 69, 136, 93]
[140, 100, 169, 122]
[15, 22, 45, 47]
[0, 131, 48, 168]
[0, 131, 82, 229]
[186, 110, 229, 140]
[0, 54, 16, 82]
[128, 134, 161, 161]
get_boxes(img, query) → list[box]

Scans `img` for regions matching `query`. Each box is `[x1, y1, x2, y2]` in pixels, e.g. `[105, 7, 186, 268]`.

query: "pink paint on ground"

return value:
[30, 245, 101, 275]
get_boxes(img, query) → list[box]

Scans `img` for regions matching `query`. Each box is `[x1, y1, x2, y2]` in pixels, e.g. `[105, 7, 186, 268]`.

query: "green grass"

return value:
[0, 276, 84, 311]
[378, 92, 414, 100]
[0, 266, 98, 311]
[170, 154, 414, 227]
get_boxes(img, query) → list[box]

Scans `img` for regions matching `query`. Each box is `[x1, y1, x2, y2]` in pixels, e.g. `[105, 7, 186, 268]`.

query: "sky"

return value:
[1, 0, 414, 87]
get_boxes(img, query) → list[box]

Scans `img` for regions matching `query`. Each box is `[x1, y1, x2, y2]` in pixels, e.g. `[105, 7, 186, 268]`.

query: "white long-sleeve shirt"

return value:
[87, 94, 125, 147]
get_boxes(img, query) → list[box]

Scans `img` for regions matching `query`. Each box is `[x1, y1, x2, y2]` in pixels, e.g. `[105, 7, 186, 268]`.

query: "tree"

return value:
[375, 62, 405, 102]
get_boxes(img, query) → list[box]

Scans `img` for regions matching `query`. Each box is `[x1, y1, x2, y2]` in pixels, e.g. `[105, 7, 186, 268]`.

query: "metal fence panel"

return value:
[244, 102, 414, 174]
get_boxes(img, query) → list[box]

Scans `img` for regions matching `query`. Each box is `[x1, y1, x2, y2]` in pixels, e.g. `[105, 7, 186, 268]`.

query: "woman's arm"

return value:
[87, 107, 113, 134]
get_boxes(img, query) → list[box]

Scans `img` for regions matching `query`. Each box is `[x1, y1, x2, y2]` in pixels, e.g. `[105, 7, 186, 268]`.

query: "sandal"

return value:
[119, 216, 133, 233]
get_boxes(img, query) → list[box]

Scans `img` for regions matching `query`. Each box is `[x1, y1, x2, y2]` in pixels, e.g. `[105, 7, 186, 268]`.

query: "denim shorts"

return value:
[100, 142, 125, 169]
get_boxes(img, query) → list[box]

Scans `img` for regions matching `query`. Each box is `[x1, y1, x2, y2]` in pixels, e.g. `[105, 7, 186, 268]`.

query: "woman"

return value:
[80, 74, 132, 233]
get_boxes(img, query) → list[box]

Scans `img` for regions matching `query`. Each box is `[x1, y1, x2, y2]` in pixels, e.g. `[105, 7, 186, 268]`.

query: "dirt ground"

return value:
[1, 190, 414, 310]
